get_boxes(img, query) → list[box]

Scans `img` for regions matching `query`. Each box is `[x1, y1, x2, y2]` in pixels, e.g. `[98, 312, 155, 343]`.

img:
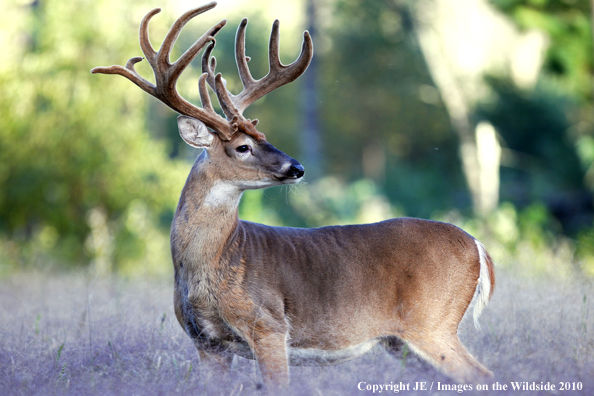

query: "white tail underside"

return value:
[473, 240, 492, 329]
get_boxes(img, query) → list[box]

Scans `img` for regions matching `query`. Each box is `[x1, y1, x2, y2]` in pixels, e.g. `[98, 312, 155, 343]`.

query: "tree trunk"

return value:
[301, 0, 323, 180]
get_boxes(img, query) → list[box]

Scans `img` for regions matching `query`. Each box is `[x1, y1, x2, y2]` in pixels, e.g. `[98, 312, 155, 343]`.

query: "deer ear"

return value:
[177, 116, 214, 148]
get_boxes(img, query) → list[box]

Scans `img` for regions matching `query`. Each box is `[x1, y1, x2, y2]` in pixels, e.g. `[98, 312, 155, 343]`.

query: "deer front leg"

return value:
[251, 332, 290, 387]
[197, 348, 234, 374]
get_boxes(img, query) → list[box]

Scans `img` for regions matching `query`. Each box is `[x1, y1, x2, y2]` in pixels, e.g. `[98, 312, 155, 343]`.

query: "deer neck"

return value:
[171, 150, 243, 272]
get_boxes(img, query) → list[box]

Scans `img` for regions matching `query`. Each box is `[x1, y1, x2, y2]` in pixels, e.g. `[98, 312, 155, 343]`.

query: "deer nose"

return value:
[288, 164, 305, 178]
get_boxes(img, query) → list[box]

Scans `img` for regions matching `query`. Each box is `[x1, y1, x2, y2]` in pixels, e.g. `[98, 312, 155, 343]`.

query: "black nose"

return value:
[287, 164, 305, 178]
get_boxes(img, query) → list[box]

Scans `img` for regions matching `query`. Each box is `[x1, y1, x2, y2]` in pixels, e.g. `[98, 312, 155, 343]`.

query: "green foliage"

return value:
[577, 227, 594, 275]
[288, 177, 399, 226]
[239, 189, 284, 226]
[0, 0, 187, 273]
[485, 1, 594, 244]
[490, 0, 593, 101]
[321, 0, 456, 178]
[477, 79, 587, 207]
[314, 0, 468, 219]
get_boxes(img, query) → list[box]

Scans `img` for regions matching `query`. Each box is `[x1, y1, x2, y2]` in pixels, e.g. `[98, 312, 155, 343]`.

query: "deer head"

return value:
[91, 1, 312, 189]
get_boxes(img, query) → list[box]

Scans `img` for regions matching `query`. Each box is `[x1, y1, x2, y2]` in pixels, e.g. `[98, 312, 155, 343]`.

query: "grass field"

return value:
[1, 266, 593, 395]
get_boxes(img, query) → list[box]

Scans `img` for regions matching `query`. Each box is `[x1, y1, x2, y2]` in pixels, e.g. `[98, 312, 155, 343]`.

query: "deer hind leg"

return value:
[403, 333, 492, 383]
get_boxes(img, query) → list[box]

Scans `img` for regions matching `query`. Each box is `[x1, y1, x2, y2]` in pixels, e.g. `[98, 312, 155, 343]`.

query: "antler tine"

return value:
[167, 19, 226, 88]
[157, 2, 221, 72]
[201, 40, 235, 118]
[215, 73, 240, 119]
[236, 18, 256, 90]
[201, 40, 218, 90]
[268, 20, 283, 71]
[139, 8, 161, 69]
[91, 56, 156, 95]
[198, 73, 215, 113]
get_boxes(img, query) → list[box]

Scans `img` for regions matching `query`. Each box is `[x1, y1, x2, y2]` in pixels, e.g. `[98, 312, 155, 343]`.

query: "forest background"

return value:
[1, 0, 593, 280]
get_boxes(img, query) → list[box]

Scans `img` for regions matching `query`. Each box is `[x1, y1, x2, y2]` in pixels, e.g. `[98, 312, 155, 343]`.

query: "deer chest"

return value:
[175, 269, 254, 357]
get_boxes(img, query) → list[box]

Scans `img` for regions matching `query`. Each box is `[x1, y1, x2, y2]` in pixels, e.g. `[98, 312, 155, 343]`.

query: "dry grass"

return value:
[1, 267, 593, 395]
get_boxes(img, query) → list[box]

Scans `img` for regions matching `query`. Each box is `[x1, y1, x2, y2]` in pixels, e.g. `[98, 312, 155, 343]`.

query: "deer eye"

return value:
[236, 145, 251, 153]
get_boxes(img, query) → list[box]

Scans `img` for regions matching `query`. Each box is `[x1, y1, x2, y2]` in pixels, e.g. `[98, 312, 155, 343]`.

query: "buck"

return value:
[92, 2, 495, 387]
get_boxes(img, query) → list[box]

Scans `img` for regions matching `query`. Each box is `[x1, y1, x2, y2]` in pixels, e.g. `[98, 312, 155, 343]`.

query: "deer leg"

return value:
[404, 333, 492, 383]
[192, 343, 235, 383]
[250, 332, 290, 387]
[197, 348, 233, 370]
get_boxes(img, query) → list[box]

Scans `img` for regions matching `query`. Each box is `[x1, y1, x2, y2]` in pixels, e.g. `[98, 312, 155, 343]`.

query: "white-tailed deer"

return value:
[92, 2, 495, 387]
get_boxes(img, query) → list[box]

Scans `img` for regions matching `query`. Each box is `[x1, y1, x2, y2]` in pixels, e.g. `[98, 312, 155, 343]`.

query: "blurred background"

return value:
[1, 0, 593, 278]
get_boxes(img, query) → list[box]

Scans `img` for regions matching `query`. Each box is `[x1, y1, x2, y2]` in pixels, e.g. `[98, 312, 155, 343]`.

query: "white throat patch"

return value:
[203, 182, 243, 208]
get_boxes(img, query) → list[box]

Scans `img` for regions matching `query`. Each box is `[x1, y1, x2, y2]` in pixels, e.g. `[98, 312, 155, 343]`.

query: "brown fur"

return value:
[233, 117, 266, 141]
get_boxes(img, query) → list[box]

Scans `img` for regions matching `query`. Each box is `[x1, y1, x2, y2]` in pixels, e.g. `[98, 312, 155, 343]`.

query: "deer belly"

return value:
[288, 339, 380, 366]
